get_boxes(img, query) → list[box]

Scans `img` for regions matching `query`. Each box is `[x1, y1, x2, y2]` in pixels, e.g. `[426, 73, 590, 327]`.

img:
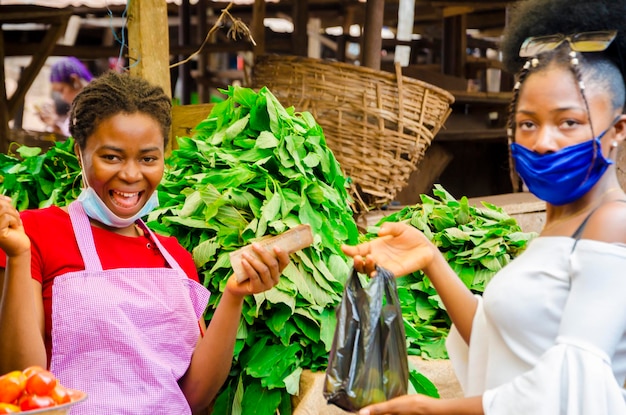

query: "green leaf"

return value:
[283, 367, 303, 395]
[408, 370, 440, 398]
[17, 146, 42, 158]
[192, 238, 219, 268]
[245, 343, 300, 386]
[319, 308, 337, 351]
[256, 130, 279, 149]
[240, 380, 282, 415]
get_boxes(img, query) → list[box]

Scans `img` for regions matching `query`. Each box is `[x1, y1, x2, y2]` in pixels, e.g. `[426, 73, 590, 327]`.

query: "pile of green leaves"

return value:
[365, 184, 537, 359]
[145, 86, 360, 414]
[0, 138, 81, 209]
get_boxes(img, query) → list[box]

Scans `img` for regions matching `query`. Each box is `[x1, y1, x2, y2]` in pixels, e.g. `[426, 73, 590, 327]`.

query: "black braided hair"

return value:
[502, 0, 626, 143]
[506, 47, 625, 142]
[69, 71, 172, 150]
[501, 0, 626, 80]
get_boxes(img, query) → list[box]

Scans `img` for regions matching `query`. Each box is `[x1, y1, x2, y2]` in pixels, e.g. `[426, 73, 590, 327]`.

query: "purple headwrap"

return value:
[50, 57, 94, 84]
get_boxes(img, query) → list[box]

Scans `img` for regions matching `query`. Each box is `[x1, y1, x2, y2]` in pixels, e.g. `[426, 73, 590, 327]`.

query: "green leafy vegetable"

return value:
[0, 138, 81, 210]
[147, 86, 360, 414]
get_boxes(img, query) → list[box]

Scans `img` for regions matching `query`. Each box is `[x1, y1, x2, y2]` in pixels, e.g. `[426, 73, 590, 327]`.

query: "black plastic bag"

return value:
[323, 265, 409, 412]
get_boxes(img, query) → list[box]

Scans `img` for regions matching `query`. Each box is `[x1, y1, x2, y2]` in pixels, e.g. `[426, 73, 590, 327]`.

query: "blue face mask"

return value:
[77, 186, 159, 228]
[510, 129, 613, 206]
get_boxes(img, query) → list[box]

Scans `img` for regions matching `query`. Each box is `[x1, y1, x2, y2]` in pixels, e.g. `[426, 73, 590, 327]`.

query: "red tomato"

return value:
[0, 403, 20, 414]
[25, 369, 57, 396]
[0, 371, 26, 404]
[19, 394, 56, 411]
[49, 384, 71, 405]
[22, 366, 45, 379]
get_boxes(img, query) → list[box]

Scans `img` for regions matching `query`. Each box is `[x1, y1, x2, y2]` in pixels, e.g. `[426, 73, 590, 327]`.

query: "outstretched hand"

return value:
[341, 222, 435, 278]
[226, 243, 290, 296]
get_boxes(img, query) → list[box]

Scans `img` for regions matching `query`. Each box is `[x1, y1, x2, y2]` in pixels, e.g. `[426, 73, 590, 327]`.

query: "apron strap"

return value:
[68, 201, 103, 271]
[134, 220, 184, 272]
[68, 201, 184, 273]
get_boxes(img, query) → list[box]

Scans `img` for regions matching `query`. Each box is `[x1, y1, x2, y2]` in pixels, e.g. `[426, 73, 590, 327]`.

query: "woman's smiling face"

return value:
[77, 112, 165, 219]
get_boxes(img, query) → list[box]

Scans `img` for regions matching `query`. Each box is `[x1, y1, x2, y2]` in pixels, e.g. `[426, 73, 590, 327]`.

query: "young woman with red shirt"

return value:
[0, 71, 290, 414]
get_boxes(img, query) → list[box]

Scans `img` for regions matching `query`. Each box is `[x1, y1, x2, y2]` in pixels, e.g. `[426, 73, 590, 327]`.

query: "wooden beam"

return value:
[171, 103, 214, 139]
[127, 0, 172, 98]
[441, 13, 466, 78]
[442, 6, 474, 18]
[362, 0, 385, 69]
[196, 0, 210, 103]
[0, 5, 71, 154]
[178, 0, 192, 105]
[292, 0, 309, 56]
[3, 42, 252, 59]
[7, 20, 68, 117]
[251, 0, 266, 56]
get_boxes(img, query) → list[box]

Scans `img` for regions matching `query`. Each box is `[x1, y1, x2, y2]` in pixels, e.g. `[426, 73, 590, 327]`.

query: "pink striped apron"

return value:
[49, 201, 210, 414]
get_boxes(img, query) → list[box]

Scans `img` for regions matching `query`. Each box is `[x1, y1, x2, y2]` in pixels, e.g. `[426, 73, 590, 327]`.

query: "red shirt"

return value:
[0, 205, 200, 363]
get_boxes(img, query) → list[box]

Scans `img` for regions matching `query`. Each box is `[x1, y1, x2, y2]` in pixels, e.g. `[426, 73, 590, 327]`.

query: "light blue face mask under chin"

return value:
[77, 186, 159, 228]
[510, 130, 613, 206]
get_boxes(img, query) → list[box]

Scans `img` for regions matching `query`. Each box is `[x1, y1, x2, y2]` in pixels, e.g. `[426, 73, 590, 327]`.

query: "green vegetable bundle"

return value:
[0, 139, 81, 209]
[366, 184, 537, 359]
[146, 86, 360, 414]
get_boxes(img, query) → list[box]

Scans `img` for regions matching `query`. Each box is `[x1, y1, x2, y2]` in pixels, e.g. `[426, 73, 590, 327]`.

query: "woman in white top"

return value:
[341, 0, 626, 413]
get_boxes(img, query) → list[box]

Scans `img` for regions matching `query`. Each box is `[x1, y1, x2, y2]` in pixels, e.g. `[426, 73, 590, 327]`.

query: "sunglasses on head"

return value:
[519, 30, 618, 58]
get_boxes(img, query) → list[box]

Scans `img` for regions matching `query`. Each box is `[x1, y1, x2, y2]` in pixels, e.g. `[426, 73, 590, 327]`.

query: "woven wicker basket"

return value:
[252, 54, 455, 212]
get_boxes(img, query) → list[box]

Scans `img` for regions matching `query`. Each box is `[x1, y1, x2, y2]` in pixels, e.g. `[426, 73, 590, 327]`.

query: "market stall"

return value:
[1, 1, 590, 414]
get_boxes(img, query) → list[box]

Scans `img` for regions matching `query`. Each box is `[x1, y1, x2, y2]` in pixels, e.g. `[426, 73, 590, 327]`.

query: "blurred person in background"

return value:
[37, 57, 94, 137]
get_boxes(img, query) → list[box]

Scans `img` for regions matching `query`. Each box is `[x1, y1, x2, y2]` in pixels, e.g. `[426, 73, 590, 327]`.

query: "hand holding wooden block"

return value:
[230, 224, 314, 283]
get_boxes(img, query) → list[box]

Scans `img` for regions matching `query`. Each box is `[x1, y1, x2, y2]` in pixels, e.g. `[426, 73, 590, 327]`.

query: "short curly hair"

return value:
[69, 71, 172, 149]
[501, 0, 626, 78]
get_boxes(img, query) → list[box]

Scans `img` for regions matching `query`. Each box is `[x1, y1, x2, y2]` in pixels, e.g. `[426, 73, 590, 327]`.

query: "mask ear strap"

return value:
[76, 150, 89, 188]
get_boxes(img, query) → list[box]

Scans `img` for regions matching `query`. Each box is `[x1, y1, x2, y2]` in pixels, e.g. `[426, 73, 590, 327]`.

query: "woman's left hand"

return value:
[226, 243, 290, 296]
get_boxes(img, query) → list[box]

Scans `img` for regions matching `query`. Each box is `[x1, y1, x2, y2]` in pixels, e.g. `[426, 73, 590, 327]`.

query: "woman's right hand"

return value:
[0, 196, 30, 257]
[341, 222, 436, 278]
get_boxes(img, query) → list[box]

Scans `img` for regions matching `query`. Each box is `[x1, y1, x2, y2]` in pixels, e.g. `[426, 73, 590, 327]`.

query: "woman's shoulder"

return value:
[20, 205, 70, 231]
[579, 199, 626, 244]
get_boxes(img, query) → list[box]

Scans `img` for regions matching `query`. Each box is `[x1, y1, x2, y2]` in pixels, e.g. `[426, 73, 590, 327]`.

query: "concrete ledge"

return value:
[468, 192, 545, 234]
[361, 192, 546, 234]
[292, 357, 464, 414]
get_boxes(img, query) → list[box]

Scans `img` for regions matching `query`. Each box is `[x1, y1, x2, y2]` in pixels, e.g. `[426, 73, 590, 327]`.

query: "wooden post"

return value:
[292, 0, 309, 56]
[127, 0, 172, 98]
[196, 0, 209, 102]
[362, 0, 384, 70]
[178, 0, 192, 105]
[251, 0, 266, 57]
[441, 9, 467, 78]
[308, 18, 322, 59]
[337, 5, 355, 62]
[127, 0, 174, 151]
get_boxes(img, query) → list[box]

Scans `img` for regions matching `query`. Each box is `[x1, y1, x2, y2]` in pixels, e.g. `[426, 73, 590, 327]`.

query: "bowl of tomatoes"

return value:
[0, 366, 86, 414]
